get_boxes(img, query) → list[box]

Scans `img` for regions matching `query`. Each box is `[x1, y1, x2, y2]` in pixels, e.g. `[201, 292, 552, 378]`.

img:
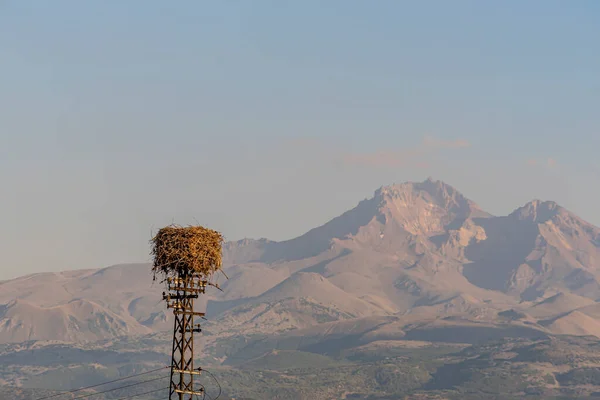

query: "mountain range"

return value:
[2, 177, 600, 347]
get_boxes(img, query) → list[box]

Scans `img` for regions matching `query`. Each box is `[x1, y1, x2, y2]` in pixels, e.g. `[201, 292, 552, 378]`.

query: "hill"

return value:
[3, 177, 600, 398]
[2, 178, 600, 347]
[0, 179, 600, 343]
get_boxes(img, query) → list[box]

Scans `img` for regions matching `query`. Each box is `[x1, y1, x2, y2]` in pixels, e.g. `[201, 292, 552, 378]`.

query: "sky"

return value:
[1, 1, 599, 279]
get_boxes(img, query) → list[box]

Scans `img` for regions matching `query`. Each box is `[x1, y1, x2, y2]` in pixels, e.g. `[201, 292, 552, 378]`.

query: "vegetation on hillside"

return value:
[6, 335, 600, 399]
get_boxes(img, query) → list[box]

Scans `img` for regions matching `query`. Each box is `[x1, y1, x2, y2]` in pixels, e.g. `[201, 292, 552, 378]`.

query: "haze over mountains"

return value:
[2, 178, 600, 346]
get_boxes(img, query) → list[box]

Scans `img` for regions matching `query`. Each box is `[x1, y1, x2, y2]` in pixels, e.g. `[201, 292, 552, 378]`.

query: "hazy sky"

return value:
[1, 1, 599, 279]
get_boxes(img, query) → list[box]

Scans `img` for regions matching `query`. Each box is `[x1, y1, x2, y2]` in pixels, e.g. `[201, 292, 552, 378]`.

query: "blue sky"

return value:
[1, 1, 599, 279]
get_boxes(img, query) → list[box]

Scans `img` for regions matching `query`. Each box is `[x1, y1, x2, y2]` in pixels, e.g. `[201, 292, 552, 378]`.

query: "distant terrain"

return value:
[3, 178, 600, 399]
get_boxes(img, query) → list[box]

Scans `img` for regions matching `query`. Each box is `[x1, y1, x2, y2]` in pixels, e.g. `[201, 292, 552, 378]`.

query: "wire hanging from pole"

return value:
[202, 369, 222, 400]
[112, 386, 170, 400]
[35, 365, 169, 400]
[194, 383, 207, 400]
[68, 375, 169, 400]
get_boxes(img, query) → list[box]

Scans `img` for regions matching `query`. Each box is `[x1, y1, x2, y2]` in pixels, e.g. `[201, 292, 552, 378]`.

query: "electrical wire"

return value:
[34, 365, 220, 400]
[112, 386, 169, 400]
[192, 369, 220, 400]
[202, 369, 222, 400]
[194, 383, 208, 400]
[35, 366, 169, 400]
[69, 375, 169, 400]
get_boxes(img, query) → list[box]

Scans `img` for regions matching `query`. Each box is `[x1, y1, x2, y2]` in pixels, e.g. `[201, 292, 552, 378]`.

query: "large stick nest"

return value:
[151, 225, 223, 280]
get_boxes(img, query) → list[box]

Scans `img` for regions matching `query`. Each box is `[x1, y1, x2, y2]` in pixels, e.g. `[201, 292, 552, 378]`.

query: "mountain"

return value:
[5, 177, 600, 399]
[541, 310, 600, 337]
[2, 178, 600, 349]
[463, 199, 600, 299]
[222, 177, 489, 264]
[0, 264, 171, 342]
[0, 298, 150, 343]
[527, 292, 596, 319]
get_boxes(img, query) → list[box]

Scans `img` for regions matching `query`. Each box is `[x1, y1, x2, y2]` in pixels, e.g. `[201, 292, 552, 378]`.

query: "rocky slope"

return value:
[2, 178, 600, 345]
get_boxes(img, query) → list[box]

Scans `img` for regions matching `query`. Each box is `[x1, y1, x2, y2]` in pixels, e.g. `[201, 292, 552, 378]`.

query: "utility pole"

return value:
[163, 273, 207, 399]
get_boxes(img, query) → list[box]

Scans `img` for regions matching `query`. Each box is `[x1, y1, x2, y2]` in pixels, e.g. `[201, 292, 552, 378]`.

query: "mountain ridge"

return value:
[2, 178, 600, 346]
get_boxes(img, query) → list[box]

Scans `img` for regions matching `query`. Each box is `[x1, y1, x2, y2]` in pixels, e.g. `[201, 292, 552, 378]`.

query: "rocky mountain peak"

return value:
[510, 200, 563, 223]
[375, 179, 481, 213]
[371, 178, 488, 236]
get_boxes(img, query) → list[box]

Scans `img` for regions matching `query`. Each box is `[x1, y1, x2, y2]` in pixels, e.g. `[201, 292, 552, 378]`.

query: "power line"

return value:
[192, 369, 220, 400]
[35, 366, 169, 400]
[69, 375, 168, 400]
[203, 369, 222, 400]
[113, 386, 169, 400]
[194, 384, 207, 400]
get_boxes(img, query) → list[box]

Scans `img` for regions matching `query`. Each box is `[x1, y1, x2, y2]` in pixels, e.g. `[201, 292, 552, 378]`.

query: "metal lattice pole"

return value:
[164, 273, 206, 399]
